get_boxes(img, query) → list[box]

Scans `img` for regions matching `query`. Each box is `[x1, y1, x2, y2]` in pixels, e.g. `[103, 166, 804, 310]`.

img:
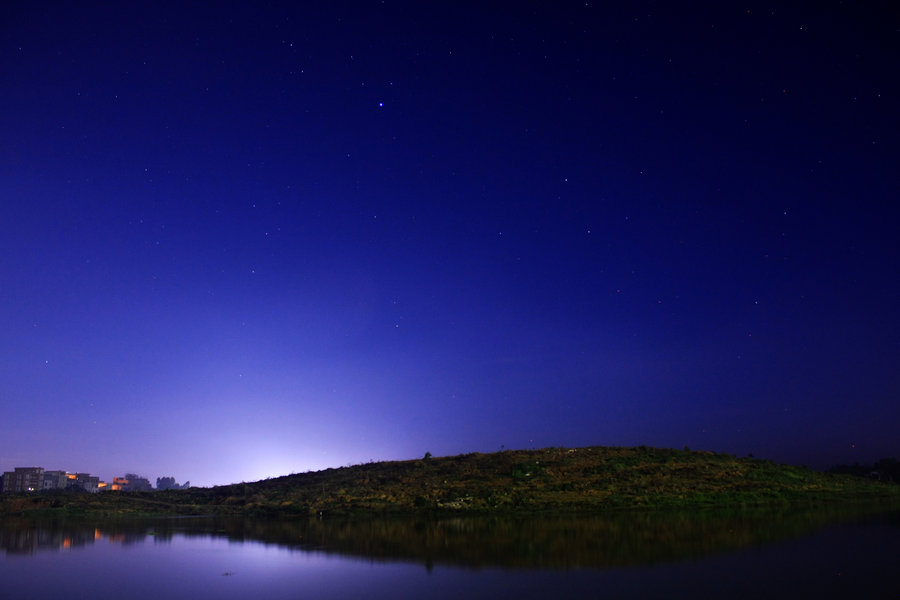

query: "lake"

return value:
[1, 504, 897, 598]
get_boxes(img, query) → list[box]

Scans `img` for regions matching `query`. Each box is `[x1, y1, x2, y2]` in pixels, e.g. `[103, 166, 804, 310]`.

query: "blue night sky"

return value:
[1, 2, 897, 487]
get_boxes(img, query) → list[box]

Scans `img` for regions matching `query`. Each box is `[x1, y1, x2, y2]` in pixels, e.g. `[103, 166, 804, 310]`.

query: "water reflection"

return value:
[1, 502, 896, 569]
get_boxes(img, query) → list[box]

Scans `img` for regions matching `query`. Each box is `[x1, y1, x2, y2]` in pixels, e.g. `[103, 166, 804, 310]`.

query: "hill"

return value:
[2, 446, 898, 518]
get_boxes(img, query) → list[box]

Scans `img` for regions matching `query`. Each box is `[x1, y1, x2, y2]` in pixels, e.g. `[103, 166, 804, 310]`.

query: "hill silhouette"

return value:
[2, 446, 898, 517]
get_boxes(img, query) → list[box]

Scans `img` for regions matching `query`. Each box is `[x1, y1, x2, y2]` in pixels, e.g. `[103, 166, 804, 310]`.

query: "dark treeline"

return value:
[827, 458, 899, 482]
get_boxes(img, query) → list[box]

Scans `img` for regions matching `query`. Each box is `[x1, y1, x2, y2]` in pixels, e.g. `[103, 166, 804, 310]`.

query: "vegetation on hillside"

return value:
[2, 446, 898, 518]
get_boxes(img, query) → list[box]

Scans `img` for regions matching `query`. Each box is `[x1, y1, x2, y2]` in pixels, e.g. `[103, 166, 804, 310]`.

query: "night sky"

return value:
[2, 2, 897, 487]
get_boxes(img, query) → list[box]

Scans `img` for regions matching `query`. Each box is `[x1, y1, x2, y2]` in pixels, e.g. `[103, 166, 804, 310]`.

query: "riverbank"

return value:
[2, 446, 898, 518]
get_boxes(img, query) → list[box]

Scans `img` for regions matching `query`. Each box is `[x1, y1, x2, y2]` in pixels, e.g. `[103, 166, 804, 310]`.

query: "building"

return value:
[70, 473, 100, 493]
[125, 474, 152, 491]
[1, 468, 102, 493]
[42, 470, 69, 491]
[2, 467, 45, 492]
[110, 474, 152, 491]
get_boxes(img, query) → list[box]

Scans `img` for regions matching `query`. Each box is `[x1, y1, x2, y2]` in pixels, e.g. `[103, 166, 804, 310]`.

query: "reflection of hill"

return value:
[207, 504, 899, 569]
[1, 503, 896, 569]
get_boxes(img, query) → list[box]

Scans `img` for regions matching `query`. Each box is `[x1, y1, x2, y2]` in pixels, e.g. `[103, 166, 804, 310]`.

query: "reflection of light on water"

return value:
[1, 513, 898, 599]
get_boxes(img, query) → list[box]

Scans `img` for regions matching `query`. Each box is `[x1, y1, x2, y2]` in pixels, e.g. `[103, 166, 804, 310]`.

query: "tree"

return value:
[156, 476, 176, 490]
[156, 476, 189, 490]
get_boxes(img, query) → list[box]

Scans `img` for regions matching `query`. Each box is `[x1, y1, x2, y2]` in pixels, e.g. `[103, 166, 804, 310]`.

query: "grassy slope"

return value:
[2, 446, 898, 517]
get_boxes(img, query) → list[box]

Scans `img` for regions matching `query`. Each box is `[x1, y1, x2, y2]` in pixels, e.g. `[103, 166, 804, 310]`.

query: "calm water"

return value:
[1, 505, 897, 599]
